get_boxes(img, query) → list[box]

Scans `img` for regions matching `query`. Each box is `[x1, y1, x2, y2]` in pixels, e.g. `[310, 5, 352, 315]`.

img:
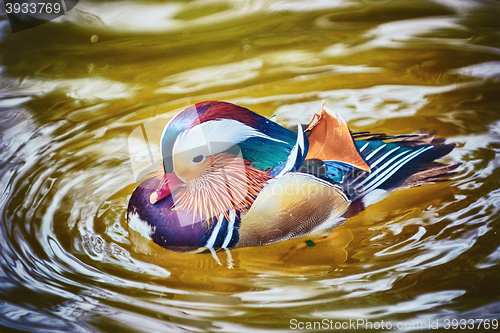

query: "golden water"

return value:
[1, 0, 499, 332]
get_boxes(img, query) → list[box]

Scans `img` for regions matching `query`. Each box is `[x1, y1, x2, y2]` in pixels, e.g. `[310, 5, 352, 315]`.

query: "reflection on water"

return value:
[1, 0, 499, 331]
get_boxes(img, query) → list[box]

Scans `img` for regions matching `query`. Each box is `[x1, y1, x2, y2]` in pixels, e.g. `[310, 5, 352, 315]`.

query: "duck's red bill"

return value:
[150, 172, 184, 204]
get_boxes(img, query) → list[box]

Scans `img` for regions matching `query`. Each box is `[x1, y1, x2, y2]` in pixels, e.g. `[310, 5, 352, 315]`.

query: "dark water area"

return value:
[0, 0, 499, 332]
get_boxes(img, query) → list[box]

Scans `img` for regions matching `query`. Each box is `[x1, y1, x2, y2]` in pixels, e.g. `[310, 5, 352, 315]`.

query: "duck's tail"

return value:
[344, 131, 460, 202]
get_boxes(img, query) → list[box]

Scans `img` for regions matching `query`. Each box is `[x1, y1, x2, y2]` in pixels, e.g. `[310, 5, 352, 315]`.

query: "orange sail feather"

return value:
[305, 102, 370, 172]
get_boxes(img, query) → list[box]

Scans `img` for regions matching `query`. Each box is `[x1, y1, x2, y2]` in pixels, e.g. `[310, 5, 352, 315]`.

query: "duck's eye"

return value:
[192, 155, 204, 163]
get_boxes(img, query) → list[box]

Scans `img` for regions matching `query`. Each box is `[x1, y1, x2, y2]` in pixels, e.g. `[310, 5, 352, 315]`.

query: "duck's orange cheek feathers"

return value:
[172, 153, 272, 224]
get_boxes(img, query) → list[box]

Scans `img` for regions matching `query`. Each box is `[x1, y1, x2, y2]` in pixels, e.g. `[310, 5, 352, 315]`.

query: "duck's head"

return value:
[147, 101, 305, 225]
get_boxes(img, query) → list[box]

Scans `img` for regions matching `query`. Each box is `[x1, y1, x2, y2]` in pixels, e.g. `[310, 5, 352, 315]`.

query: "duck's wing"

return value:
[302, 102, 459, 196]
[237, 172, 350, 247]
[346, 132, 459, 201]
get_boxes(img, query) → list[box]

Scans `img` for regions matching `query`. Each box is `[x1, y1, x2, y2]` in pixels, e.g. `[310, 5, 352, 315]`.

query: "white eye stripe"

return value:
[173, 119, 287, 156]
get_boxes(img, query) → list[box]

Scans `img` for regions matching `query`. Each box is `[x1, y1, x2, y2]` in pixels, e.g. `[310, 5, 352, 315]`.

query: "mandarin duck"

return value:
[127, 101, 458, 251]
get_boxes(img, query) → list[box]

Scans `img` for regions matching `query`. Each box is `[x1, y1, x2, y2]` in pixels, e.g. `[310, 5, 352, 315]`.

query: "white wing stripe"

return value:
[359, 141, 370, 152]
[354, 149, 411, 188]
[205, 214, 224, 248]
[363, 146, 433, 194]
[352, 147, 406, 187]
[365, 143, 387, 161]
[221, 210, 236, 248]
[369, 146, 401, 168]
